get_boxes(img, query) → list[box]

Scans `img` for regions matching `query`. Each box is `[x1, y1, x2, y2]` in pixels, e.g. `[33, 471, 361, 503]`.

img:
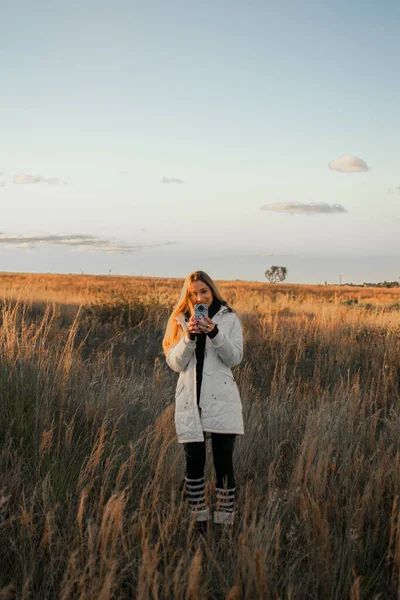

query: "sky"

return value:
[1, 0, 399, 284]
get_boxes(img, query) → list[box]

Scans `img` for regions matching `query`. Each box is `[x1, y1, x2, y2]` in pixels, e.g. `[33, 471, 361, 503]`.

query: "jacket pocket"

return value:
[214, 370, 236, 398]
[219, 369, 234, 381]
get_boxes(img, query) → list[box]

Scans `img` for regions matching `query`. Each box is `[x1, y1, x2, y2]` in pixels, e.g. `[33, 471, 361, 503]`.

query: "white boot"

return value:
[185, 475, 210, 522]
[213, 485, 235, 525]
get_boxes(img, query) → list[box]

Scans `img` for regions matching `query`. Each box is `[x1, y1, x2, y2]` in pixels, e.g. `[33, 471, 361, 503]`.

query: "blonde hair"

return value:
[162, 270, 233, 355]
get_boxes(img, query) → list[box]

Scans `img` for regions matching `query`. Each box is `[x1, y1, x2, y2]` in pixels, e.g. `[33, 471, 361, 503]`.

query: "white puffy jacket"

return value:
[166, 305, 245, 443]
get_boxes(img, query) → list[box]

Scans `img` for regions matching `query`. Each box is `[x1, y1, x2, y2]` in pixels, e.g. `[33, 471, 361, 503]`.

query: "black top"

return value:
[187, 297, 221, 405]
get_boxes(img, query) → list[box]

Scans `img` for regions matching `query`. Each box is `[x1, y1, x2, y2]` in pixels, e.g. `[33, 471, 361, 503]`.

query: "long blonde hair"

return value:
[162, 270, 233, 355]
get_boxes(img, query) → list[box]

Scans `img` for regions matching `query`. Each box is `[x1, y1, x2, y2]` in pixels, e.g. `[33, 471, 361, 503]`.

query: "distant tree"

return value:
[265, 265, 287, 283]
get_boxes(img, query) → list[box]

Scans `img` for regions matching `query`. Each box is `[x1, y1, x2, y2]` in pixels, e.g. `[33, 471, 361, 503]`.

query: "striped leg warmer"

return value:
[214, 485, 236, 525]
[185, 475, 210, 522]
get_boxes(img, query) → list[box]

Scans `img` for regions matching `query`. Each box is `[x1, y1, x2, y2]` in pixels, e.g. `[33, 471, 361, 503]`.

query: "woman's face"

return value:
[188, 280, 213, 307]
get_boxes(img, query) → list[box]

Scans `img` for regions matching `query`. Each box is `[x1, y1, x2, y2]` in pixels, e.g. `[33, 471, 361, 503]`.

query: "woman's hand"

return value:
[197, 316, 216, 335]
[187, 315, 202, 336]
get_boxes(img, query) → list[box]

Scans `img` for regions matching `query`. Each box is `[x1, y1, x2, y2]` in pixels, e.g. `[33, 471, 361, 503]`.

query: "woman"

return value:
[162, 270, 244, 530]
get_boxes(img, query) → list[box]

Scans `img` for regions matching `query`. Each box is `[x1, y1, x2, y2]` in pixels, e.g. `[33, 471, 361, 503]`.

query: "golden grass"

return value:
[0, 272, 399, 598]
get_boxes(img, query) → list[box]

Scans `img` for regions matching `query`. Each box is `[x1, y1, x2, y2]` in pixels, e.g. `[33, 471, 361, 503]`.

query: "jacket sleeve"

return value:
[166, 335, 197, 373]
[210, 314, 243, 368]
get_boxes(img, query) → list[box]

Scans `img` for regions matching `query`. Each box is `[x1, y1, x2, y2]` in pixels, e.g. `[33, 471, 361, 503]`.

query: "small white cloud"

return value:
[14, 174, 62, 184]
[260, 202, 348, 215]
[0, 182, 5, 188]
[388, 185, 400, 194]
[328, 156, 369, 173]
[0, 233, 176, 254]
[161, 176, 185, 185]
[230, 251, 293, 259]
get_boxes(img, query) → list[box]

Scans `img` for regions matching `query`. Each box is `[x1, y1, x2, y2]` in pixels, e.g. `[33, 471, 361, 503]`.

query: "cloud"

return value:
[0, 182, 5, 188]
[161, 176, 184, 185]
[0, 233, 176, 254]
[13, 174, 62, 185]
[260, 202, 348, 215]
[237, 252, 291, 258]
[328, 156, 369, 173]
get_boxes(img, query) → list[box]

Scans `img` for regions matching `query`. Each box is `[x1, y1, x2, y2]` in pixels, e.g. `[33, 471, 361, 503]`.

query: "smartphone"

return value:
[194, 303, 209, 323]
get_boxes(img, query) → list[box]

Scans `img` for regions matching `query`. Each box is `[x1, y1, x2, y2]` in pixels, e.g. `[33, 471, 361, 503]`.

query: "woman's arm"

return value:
[166, 335, 196, 372]
[210, 315, 243, 367]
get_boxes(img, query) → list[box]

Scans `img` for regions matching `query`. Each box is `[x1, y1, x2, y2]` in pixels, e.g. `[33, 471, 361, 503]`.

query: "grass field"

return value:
[0, 272, 399, 599]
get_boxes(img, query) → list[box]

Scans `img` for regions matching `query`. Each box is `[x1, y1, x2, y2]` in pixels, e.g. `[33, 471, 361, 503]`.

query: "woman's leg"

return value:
[211, 433, 236, 524]
[183, 441, 209, 522]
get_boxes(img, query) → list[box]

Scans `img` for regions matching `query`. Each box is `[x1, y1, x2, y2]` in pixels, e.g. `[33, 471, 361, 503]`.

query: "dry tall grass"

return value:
[0, 273, 399, 599]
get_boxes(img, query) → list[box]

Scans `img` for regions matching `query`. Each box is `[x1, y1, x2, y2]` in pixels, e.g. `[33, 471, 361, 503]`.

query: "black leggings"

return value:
[183, 433, 236, 489]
